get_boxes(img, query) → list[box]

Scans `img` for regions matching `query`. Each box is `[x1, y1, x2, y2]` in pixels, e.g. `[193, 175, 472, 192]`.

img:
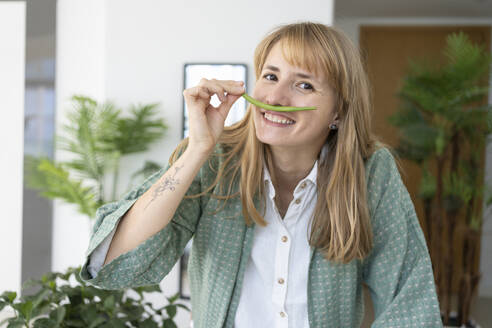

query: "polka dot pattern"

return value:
[79, 145, 442, 328]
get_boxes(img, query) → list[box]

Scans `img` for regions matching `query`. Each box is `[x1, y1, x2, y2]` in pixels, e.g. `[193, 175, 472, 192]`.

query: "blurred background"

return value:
[1, 0, 492, 327]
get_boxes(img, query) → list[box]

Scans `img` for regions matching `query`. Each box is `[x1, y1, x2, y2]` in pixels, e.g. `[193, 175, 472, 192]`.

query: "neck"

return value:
[268, 146, 319, 192]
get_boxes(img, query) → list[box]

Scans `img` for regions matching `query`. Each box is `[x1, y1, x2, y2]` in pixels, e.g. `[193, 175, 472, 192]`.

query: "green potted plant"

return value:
[1, 95, 189, 327]
[25, 95, 166, 217]
[0, 267, 188, 328]
[389, 31, 491, 327]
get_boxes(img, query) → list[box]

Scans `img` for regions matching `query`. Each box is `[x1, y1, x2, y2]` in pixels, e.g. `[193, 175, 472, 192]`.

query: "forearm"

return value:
[103, 146, 210, 265]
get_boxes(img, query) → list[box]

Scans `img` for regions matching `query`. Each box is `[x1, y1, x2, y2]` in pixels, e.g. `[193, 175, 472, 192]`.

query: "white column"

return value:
[0, 1, 26, 294]
[54, 0, 106, 272]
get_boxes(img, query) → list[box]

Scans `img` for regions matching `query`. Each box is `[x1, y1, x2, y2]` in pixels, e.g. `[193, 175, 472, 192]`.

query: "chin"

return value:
[255, 131, 292, 147]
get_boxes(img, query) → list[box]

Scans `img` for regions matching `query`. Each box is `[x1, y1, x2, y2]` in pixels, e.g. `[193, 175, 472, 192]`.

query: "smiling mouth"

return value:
[262, 111, 296, 125]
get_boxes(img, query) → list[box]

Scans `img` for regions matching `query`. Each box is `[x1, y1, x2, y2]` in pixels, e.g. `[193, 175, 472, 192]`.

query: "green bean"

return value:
[241, 93, 316, 112]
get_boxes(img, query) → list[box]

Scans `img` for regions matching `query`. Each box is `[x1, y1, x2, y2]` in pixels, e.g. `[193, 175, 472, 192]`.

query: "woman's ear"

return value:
[333, 114, 339, 125]
[329, 114, 340, 130]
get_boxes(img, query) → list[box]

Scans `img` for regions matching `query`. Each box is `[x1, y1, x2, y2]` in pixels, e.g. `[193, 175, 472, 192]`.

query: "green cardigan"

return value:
[80, 145, 443, 328]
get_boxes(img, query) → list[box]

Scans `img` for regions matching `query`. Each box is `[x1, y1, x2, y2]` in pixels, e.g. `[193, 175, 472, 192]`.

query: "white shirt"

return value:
[234, 161, 318, 328]
[88, 160, 320, 328]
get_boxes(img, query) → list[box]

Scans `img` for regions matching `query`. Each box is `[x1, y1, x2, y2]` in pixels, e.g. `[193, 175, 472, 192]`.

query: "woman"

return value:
[81, 22, 443, 327]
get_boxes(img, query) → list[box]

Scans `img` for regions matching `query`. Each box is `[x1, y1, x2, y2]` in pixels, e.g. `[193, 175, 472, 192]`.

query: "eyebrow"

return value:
[264, 65, 316, 80]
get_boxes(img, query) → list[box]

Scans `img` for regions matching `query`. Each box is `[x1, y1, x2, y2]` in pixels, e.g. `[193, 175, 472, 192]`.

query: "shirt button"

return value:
[295, 198, 301, 204]
[281, 235, 288, 242]
[279, 311, 286, 318]
[278, 278, 285, 284]
[300, 182, 307, 189]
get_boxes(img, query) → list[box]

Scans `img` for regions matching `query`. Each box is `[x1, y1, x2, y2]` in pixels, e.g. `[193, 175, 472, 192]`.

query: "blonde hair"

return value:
[171, 22, 389, 263]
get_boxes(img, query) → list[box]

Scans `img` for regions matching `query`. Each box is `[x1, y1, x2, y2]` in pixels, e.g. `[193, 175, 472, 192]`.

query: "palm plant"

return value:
[26, 95, 165, 218]
[388, 31, 492, 326]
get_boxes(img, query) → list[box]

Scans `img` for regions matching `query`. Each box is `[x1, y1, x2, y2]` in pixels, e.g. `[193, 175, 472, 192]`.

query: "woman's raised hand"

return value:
[183, 78, 245, 154]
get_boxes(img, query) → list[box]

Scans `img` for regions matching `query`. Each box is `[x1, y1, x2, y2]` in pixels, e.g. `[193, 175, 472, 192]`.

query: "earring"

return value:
[330, 123, 338, 130]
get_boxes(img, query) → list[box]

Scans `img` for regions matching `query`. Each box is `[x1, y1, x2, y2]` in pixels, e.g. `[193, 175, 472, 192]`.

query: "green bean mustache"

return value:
[241, 93, 316, 112]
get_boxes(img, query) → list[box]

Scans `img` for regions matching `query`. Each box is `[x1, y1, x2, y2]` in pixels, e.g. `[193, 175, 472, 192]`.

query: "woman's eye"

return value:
[263, 73, 314, 91]
[299, 82, 314, 90]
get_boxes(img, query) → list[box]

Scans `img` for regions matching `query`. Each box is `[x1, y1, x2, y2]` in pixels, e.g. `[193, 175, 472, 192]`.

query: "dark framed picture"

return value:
[182, 63, 248, 139]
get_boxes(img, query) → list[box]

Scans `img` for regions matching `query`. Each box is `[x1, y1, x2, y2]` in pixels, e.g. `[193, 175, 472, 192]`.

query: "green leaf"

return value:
[12, 301, 33, 321]
[175, 303, 191, 312]
[33, 318, 58, 328]
[80, 304, 98, 324]
[133, 284, 161, 294]
[111, 103, 167, 155]
[58, 96, 120, 186]
[25, 158, 99, 218]
[6, 318, 25, 328]
[88, 316, 108, 328]
[120, 303, 144, 321]
[63, 319, 86, 327]
[162, 318, 178, 328]
[1, 291, 17, 303]
[140, 318, 158, 328]
[165, 305, 177, 318]
[418, 165, 436, 200]
[107, 318, 127, 328]
[31, 300, 51, 319]
[49, 306, 66, 324]
[435, 129, 446, 156]
[32, 289, 51, 309]
[167, 292, 180, 304]
[103, 295, 115, 311]
[470, 215, 482, 231]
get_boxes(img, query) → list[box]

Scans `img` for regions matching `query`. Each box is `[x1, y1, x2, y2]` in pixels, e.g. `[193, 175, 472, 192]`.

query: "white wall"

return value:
[56, 0, 334, 326]
[54, 0, 106, 274]
[0, 1, 26, 295]
[334, 16, 492, 298]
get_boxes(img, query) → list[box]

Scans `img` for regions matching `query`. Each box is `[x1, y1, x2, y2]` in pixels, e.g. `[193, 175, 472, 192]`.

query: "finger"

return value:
[198, 78, 226, 101]
[216, 80, 245, 96]
[200, 79, 245, 100]
[203, 84, 228, 102]
[217, 93, 242, 117]
[184, 86, 211, 101]
[215, 80, 244, 88]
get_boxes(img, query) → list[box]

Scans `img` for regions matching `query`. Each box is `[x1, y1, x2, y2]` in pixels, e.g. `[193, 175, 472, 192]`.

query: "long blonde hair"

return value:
[171, 22, 388, 263]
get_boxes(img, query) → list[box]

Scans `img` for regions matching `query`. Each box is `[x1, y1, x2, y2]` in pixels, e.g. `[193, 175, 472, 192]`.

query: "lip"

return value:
[260, 109, 296, 122]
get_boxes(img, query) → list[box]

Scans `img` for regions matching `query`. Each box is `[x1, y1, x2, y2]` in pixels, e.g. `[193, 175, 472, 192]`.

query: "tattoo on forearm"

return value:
[144, 165, 183, 210]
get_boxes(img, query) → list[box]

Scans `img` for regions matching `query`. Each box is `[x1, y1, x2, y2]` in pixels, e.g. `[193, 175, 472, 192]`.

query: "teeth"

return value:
[264, 112, 295, 125]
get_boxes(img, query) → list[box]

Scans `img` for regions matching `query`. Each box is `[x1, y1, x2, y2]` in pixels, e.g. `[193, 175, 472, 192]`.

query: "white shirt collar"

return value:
[263, 160, 318, 200]
[262, 143, 328, 199]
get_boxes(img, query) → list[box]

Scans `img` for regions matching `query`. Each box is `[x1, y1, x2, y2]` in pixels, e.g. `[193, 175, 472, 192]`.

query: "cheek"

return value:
[252, 110, 262, 132]
[299, 112, 332, 135]
[252, 109, 260, 124]
[314, 107, 335, 124]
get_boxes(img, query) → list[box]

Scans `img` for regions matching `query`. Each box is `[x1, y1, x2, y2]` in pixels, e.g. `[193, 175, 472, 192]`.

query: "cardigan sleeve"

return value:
[79, 158, 203, 290]
[362, 148, 443, 327]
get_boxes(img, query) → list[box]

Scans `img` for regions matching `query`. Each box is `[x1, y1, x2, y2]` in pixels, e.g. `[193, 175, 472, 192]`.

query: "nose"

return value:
[264, 81, 291, 107]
